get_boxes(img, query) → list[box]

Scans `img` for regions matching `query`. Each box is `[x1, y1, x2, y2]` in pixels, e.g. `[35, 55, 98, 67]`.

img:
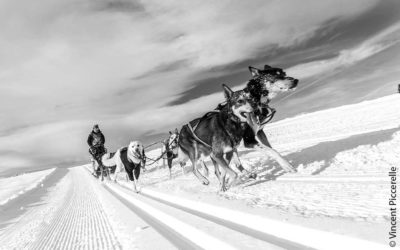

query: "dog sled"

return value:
[89, 146, 116, 181]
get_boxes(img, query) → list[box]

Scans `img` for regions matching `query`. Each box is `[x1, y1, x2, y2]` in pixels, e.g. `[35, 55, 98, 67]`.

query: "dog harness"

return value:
[187, 110, 220, 149]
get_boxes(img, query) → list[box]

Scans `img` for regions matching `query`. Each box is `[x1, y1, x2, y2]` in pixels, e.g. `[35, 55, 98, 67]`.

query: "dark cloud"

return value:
[270, 42, 400, 121]
[131, 59, 190, 81]
[93, 0, 145, 13]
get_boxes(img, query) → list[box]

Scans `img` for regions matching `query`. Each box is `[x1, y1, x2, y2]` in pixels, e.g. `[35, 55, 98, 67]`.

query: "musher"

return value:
[87, 124, 106, 176]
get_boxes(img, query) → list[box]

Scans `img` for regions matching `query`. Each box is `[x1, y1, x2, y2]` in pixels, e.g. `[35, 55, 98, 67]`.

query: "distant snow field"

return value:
[0, 168, 55, 206]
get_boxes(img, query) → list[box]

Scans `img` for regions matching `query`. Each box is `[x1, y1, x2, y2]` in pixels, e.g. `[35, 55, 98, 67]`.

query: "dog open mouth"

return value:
[239, 111, 249, 119]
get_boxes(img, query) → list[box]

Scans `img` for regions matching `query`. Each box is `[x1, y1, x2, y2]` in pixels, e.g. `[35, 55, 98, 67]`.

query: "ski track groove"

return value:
[30, 169, 120, 250]
[59, 187, 77, 249]
[35, 181, 74, 250]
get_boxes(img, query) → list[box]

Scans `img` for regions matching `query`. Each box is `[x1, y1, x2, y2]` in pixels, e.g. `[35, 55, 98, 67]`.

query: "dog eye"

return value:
[238, 99, 245, 104]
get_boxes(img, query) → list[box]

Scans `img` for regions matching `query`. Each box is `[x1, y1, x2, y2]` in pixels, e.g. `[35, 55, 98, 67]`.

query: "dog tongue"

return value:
[246, 113, 263, 133]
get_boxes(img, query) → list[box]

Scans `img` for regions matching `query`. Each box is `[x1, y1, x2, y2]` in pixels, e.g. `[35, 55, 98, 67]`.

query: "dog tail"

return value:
[114, 148, 124, 170]
[101, 151, 118, 167]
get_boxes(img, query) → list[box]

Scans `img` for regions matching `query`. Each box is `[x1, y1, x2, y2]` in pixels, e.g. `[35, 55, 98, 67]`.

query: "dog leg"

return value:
[161, 146, 165, 169]
[99, 163, 104, 182]
[106, 167, 111, 181]
[132, 178, 138, 193]
[190, 143, 210, 185]
[253, 130, 296, 173]
[168, 158, 173, 179]
[192, 160, 210, 185]
[201, 160, 209, 177]
[180, 161, 185, 175]
[230, 150, 257, 179]
[256, 130, 272, 148]
[132, 166, 140, 193]
[213, 153, 237, 191]
[255, 143, 296, 173]
[91, 159, 97, 177]
[126, 170, 138, 193]
[211, 157, 221, 183]
[112, 163, 120, 183]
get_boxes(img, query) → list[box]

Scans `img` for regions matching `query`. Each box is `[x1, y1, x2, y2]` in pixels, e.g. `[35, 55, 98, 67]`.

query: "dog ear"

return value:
[169, 131, 172, 135]
[222, 84, 234, 100]
[175, 128, 179, 134]
[264, 65, 272, 70]
[249, 66, 261, 77]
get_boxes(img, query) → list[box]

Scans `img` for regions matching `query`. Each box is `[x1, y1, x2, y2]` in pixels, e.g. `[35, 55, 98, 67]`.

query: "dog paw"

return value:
[202, 180, 210, 185]
[281, 163, 296, 173]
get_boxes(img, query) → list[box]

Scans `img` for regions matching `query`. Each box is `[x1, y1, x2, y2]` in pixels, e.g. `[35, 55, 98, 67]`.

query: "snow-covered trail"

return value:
[0, 168, 121, 249]
[30, 168, 120, 250]
[104, 180, 285, 250]
[0, 167, 175, 249]
[3, 165, 381, 250]
[0, 167, 295, 249]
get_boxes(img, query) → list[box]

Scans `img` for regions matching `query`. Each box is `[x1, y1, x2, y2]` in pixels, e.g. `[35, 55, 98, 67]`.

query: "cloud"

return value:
[286, 21, 400, 79]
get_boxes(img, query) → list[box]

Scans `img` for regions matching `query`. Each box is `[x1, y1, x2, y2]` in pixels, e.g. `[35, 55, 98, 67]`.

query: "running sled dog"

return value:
[161, 129, 182, 179]
[218, 65, 299, 181]
[178, 66, 299, 191]
[101, 141, 146, 192]
[237, 65, 299, 173]
[178, 85, 255, 191]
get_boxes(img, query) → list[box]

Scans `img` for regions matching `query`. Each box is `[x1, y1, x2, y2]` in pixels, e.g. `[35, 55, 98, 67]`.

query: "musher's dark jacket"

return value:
[87, 130, 105, 147]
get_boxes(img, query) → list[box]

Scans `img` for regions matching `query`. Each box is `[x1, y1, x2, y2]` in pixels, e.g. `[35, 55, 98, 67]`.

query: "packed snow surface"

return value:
[0, 168, 55, 206]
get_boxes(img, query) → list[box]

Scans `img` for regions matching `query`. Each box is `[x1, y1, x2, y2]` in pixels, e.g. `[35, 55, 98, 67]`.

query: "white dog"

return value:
[101, 141, 146, 192]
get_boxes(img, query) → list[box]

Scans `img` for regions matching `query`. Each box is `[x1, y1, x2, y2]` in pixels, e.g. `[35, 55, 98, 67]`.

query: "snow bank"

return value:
[263, 94, 400, 153]
[214, 130, 400, 222]
[0, 168, 55, 206]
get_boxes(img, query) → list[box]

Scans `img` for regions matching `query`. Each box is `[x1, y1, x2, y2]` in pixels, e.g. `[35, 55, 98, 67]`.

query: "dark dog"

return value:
[246, 65, 298, 103]
[178, 85, 254, 191]
[241, 65, 298, 172]
[162, 129, 182, 178]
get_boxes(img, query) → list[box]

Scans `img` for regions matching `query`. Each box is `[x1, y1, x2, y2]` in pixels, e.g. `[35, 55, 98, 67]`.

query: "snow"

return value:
[0, 168, 55, 206]
[139, 188, 385, 250]
[262, 94, 400, 154]
[0, 169, 70, 249]
[106, 182, 236, 250]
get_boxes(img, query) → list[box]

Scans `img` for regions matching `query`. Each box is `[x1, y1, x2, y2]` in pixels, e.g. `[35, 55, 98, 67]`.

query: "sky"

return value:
[1, 0, 400, 176]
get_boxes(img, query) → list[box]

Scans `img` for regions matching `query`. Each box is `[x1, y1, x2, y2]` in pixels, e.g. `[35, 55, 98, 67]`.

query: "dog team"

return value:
[88, 65, 299, 192]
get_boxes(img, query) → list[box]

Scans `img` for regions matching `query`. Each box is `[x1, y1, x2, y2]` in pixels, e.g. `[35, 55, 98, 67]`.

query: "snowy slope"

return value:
[263, 94, 400, 154]
[0, 168, 55, 206]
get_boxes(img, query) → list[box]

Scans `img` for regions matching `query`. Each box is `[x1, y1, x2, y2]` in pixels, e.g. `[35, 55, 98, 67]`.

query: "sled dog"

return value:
[101, 141, 146, 192]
